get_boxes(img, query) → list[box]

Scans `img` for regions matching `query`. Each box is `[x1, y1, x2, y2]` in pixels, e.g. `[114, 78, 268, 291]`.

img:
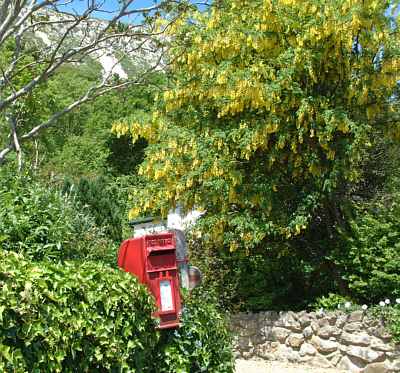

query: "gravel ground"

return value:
[235, 359, 348, 373]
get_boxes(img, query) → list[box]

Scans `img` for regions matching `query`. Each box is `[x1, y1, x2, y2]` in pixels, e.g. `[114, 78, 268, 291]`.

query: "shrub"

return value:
[0, 251, 234, 372]
[0, 251, 158, 372]
[0, 168, 115, 263]
[369, 303, 400, 344]
[312, 293, 353, 311]
[152, 289, 234, 373]
[62, 176, 125, 243]
[189, 234, 331, 312]
[336, 180, 400, 303]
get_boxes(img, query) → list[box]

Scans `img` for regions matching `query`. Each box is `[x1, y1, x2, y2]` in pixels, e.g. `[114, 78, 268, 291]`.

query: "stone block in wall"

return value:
[286, 334, 305, 348]
[275, 344, 300, 363]
[295, 310, 307, 318]
[311, 320, 319, 333]
[251, 333, 266, 346]
[326, 350, 342, 367]
[370, 337, 395, 352]
[388, 358, 400, 371]
[348, 311, 365, 323]
[363, 316, 381, 329]
[299, 314, 312, 327]
[230, 313, 253, 329]
[326, 313, 339, 325]
[337, 355, 363, 373]
[261, 325, 273, 340]
[303, 325, 314, 339]
[241, 349, 255, 359]
[369, 326, 392, 341]
[336, 313, 349, 328]
[235, 327, 253, 337]
[271, 327, 290, 343]
[318, 317, 331, 328]
[254, 341, 275, 360]
[299, 342, 317, 356]
[276, 311, 302, 332]
[310, 354, 332, 368]
[346, 346, 385, 364]
[341, 331, 371, 346]
[362, 362, 391, 373]
[259, 311, 279, 325]
[311, 335, 338, 353]
[236, 336, 253, 351]
[345, 322, 364, 332]
[318, 325, 342, 339]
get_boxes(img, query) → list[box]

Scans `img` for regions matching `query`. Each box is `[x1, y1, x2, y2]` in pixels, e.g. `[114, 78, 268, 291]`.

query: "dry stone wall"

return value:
[231, 311, 400, 373]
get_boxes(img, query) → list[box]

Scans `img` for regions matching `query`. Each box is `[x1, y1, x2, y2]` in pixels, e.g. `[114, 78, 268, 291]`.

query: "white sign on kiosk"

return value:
[159, 280, 174, 312]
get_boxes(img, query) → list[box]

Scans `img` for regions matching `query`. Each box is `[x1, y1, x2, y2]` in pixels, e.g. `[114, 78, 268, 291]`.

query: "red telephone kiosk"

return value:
[117, 217, 201, 329]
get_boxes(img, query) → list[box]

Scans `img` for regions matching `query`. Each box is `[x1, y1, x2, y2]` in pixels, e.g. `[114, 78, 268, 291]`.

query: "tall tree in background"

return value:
[0, 0, 187, 168]
[115, 0, 400, 251]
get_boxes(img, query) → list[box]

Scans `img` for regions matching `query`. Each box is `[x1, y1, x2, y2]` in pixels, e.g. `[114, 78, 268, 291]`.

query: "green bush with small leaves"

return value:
[152, 290, 234, 373]
[0, 251, 158, 372]
[336, 180, 400, 304]
[369, 304, 400, 344]
[0, 252, 234, 372]
[0, 168, 115, 264]
[312, 293, 353, 311]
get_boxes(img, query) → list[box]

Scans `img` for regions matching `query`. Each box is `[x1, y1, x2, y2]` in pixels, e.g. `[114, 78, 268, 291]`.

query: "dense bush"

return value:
[153, 290, 234, 373]
[0, 251, 158, 372]
[62, 176, 126, 243]
[0, 251, 234, 372]
[0, 169, 115, 263]
[336, 181, 400, 303]
[370, 304, 400, 344]
[61, 174, 146, 243]
[312, 293, 352, 311]
[190, 193, 400, 312]
[189, 235, 336, 312]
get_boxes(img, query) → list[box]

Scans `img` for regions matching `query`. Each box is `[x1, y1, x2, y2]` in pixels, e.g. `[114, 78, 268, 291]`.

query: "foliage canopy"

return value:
[114, 0, 400, 251]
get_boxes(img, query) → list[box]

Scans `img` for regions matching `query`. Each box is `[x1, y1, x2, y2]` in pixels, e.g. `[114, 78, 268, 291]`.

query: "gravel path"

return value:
[235, 359, 348, 373]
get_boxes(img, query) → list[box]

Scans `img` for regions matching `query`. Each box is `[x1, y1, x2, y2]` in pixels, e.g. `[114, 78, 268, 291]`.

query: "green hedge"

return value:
[0, 251, 158, 372]
[0, 251, 234, 372]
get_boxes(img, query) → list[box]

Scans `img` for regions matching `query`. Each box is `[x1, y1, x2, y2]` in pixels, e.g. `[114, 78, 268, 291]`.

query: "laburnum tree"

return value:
[114, 0, 400, 251]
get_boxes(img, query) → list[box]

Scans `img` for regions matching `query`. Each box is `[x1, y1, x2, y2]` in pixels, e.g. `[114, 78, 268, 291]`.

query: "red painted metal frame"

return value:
[117, 231, 182, 329]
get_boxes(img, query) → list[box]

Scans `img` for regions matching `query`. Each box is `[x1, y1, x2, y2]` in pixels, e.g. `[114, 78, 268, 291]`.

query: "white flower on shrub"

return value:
[379, 301, 386, 307]
[337, 304, 341, 309]
[385, 299, 391, 305]
[344, 302, 351, 309]
[362, 304, 368, 310]
[396, 298, 400, 304]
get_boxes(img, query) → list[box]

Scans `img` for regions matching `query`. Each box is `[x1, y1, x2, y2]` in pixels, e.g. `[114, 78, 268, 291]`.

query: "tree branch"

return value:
[0, 45, 167, 164]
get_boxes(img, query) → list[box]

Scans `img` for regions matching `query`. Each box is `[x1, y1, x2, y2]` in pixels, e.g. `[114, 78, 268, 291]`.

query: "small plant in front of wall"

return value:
[368, 298, 400, 344]
[313, 294, 400, 343]
[332, 298, 400, 345]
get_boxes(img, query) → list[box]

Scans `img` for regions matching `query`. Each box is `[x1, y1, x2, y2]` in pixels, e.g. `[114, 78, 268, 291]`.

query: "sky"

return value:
[58, 0, 166, 23]
[60, 0, 166, 23]
[58, 0, 398, 24]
